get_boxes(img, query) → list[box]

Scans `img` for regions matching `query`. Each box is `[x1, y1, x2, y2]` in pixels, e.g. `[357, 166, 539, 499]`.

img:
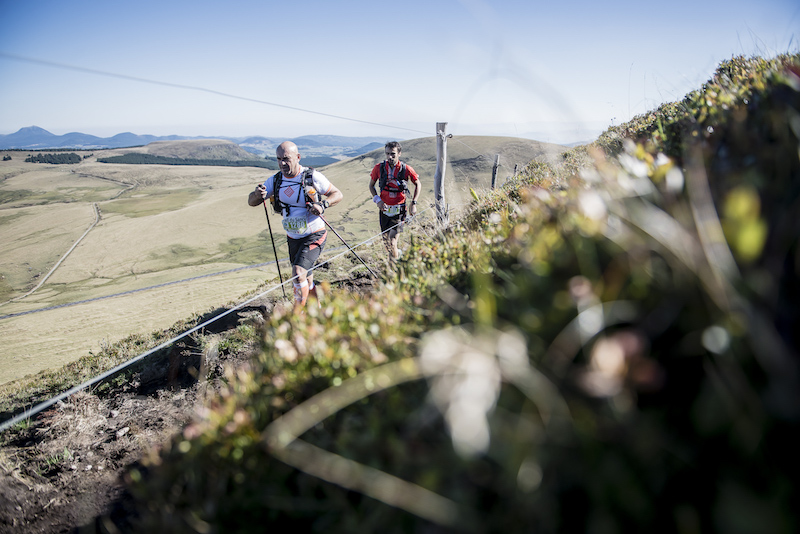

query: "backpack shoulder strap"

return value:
[303, 167, 315, 185]
[270, 171, 283, 214]
[379, 161, 394, 191]
[379, 161, 408, 192]
[302, 167, 318, 204]
[397, 162, 407, 182]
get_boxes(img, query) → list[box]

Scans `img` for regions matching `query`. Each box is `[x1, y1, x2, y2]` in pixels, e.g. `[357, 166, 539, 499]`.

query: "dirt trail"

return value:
[0, 203, 100, 307]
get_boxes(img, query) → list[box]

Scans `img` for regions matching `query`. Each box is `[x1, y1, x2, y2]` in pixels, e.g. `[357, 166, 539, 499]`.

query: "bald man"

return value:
[249, 141, 343, 307]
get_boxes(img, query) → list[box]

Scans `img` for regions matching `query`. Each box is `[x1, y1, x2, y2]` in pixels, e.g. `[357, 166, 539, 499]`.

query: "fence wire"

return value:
[0, 206, 437, 433]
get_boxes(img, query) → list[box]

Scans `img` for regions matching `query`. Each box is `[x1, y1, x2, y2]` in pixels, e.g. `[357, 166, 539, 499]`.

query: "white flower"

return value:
[578, 191, 607, 221]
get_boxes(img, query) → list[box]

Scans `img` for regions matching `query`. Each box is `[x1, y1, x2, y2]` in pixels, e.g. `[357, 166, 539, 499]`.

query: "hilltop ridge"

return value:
[0, 127, 392, 159]
[102, 138, 264, 161]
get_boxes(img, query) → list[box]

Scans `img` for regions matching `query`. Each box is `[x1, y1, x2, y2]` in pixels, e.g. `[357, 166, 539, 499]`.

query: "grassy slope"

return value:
[0, 137, 565, 384]
[0, 160, 276, 383]
[0, 137, 563, 302]
[113, 53, 799, 533]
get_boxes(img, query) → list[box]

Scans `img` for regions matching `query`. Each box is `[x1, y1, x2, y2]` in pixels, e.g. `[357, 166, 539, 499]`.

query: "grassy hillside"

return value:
[105, 139, 267, 161]
[2, 52, 797, 533]
[0, 158, 278, 383]
[113, 53, 797, 533]
[0, 136, 564, 384]
[97, 139, 277, 168]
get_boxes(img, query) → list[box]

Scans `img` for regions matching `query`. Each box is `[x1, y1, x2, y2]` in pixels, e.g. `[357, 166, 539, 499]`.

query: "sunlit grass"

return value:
[101, 187, 202, 217]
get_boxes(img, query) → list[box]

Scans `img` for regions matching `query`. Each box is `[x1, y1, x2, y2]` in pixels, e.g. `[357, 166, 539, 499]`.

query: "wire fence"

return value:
[0, 53, 506, 431]
[0, 205, 438, 433]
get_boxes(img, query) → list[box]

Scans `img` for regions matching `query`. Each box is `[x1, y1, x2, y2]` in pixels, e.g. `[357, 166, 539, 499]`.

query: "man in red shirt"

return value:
[368, 141, 420, 261]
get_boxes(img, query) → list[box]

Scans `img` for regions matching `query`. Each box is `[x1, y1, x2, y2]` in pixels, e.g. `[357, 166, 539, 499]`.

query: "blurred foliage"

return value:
[120, 53, 799, 533]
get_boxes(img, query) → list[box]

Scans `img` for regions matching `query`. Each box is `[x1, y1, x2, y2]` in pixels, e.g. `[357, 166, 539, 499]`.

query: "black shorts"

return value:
[379, 205, 406, 233]
[287, 230, 327, 270]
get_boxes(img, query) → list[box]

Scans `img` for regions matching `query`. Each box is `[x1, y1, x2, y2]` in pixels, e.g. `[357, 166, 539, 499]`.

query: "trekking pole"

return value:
[262, 200, 287, 297]
[318, 214, 378, 279]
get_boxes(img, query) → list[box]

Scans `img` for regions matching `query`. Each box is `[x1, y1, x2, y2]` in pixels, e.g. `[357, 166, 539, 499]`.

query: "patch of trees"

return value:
[25, 152, 81, 164]
[97, 153, 278, 169]
[2, 155, 11, 161]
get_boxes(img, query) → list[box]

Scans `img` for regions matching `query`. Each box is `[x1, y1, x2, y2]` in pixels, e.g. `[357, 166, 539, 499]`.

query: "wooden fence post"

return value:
[434, 122, 450, 227]
[491, 154, 500, 189]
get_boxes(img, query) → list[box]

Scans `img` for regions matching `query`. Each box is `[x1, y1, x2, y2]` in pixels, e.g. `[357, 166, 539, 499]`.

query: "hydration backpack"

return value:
[271, 167, 317, 215]
[378, 161, 408, 194]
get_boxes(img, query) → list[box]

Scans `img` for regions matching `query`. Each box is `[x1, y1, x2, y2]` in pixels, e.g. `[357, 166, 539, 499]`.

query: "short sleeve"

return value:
[312, 169, 333, 195]
[405, 164, 420, 183]
[263, 174, 276, 196]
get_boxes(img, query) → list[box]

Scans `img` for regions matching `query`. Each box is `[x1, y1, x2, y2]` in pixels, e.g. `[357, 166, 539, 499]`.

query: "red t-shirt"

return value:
[370, 161, 419, 206]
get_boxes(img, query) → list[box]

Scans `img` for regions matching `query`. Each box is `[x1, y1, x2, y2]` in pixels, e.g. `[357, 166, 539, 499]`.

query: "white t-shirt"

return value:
[263, 167, 332, 239]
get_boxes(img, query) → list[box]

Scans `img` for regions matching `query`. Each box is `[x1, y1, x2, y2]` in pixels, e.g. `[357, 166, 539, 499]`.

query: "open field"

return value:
[0, 136, 566, 384]
[0, 265, 275, 384]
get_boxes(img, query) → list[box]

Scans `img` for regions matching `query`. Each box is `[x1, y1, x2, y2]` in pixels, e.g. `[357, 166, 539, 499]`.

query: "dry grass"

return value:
[0, 265, 277, 384]
[0, 202, 96, 296]
[0, 137, 566, 385]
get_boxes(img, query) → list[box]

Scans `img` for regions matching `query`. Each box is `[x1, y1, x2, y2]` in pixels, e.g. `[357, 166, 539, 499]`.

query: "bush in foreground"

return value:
[120, 54, 799, 533]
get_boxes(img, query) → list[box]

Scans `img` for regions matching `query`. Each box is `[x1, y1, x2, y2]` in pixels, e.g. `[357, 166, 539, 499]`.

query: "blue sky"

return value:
[1, 0, 797, 144]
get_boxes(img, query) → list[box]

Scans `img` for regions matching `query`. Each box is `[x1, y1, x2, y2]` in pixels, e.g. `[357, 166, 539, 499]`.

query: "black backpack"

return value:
[271, 167, 316, 215]
[379, 161, 408, 194]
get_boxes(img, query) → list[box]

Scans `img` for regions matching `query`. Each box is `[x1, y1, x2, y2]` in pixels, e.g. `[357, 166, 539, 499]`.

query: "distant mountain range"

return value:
[0, 126, 388, 158]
